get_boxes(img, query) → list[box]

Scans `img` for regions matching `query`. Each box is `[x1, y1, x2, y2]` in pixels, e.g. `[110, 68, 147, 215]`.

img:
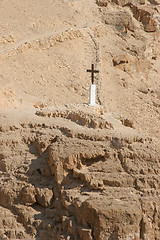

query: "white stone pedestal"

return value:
[89, 84, 96, 105]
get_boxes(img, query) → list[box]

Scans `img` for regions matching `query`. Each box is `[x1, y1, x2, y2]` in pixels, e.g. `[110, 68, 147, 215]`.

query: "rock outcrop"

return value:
[129, 3, 157, 32]
[0, 105, 160, 239]
[0, 0, 160, 239]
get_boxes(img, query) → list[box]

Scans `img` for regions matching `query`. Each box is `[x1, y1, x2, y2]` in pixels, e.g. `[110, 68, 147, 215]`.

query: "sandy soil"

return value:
[0, 0, 160, 138]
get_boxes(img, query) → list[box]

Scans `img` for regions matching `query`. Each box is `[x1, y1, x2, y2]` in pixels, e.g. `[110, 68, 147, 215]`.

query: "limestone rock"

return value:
[96, 0, 108, 7]
[110, 0, 158, 32]
[36, 187, 53, 207]
[112, 0, 147, 5]
[0, 104, 160, 239]
[103, 11, 135, 32]
[0, 154, 7, 172]
[112, 0, 131, 5]
[129, 3, 157, 32]
[113, 54, 130, 72]
[21, 185, 36, 206]
[77, 226, 93, 240]
[0, 206, 31, 239]
[0, 0, 160, 237]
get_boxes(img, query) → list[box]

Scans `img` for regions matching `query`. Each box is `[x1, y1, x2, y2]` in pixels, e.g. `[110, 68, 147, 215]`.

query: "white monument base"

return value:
[89, 84, 97, 106]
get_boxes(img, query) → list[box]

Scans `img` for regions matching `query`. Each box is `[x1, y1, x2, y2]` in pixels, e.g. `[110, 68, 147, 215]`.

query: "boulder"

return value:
[21, 185, 36, 206]
[113, 54, 131, 72]
[36, 187, 53, 207]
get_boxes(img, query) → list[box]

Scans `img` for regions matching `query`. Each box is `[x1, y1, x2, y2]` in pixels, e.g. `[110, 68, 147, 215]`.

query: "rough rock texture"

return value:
[129, 3, 157, 32]
[0, 0, 160, 239]
[0, 104, 160, 239]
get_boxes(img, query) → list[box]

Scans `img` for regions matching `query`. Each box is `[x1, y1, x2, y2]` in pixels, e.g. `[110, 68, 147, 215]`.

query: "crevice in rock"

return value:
[139, 217, 145, 240]
[80, 155, 106, 166]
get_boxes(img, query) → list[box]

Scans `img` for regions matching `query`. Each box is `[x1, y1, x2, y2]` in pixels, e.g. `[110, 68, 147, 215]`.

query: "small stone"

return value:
[77, 226, 93, 240]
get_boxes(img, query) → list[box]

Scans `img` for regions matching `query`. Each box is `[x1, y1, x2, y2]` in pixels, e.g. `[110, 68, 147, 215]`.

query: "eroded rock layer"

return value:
[0, 0, 160, 239]
[0, 105, 160, 239]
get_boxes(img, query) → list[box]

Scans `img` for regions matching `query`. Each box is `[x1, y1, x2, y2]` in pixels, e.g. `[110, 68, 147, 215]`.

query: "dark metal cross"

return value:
[87, 64, 99, 84]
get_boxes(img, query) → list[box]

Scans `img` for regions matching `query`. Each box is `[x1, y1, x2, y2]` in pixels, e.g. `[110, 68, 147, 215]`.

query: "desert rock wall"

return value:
[0, 105, 160, 239]
[0, 0, 160, 239]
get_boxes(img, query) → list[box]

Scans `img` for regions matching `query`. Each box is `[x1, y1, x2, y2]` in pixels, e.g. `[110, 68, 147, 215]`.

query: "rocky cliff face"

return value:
[0, 105, 160, 239]
[0, 0, 160, 239]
